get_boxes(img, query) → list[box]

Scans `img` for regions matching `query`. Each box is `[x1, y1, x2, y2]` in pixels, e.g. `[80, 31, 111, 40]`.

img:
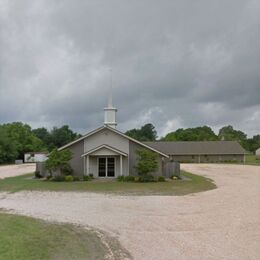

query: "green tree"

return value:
[243, 134, 260, 153]
[218, 125, 247, 141]
[33, 125, 81, 151]
[45, 148, 73, 176]
[32, 128, 51, 146]
[49, 125, 81, 149]
[125, 123, 157, 141]
[252, 135, 260, 152]
[1, 122, 45, 159]
[162, 126, 218, 141]
[135, 149, 158, 175]
[0, 127, 18, 163]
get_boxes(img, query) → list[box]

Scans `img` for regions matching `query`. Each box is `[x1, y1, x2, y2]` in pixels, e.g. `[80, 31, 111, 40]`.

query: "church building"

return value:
[59, 98, 246, 178]
[58, 98, 169, 178]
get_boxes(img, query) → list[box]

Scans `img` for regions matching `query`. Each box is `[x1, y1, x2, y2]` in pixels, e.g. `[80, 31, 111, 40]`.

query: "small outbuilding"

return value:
[24, 152, 48, 163]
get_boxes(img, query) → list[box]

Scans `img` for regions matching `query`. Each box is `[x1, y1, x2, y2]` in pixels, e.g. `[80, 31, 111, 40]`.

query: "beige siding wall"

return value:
[129, 141, 163, 176]
[171, 154, 244, 163]
[84, 128, 129, 154]
[67, 140, 84, 176]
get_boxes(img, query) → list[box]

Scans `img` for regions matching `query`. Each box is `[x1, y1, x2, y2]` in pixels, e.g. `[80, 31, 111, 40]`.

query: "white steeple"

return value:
[104, 70, 117, 128]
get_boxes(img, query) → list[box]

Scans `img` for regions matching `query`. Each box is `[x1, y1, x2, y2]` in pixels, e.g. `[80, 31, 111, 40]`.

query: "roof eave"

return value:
[58, 125, 169, 158]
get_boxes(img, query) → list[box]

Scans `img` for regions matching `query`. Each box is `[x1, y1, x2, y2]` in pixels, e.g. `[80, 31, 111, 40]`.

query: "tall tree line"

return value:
[0, 122, 80, 163]
[0, 122, 259, 164]
[125, 124, 260, 153]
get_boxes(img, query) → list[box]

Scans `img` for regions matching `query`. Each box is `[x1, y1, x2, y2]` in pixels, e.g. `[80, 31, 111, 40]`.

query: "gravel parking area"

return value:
[0, 164, 35, 179]
[0, 164, 259, 259]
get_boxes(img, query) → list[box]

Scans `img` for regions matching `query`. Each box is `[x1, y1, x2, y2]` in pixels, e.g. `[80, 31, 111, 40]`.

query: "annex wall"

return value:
[171, 154, 244, 163]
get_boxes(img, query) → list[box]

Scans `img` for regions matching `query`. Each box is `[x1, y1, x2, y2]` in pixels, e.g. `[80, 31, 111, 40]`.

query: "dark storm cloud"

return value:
[0, 0, 259, 137]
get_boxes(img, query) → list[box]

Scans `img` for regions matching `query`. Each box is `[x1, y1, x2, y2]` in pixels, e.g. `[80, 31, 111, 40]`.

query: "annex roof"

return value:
[143, 141, 246, 155]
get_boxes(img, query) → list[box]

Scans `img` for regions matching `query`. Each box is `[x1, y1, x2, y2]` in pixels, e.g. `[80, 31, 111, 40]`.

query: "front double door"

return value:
[98, 157, 115, 177]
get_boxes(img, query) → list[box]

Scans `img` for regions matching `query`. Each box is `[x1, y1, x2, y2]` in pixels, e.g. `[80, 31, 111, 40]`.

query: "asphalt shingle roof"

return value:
[143, 141, 246, 155]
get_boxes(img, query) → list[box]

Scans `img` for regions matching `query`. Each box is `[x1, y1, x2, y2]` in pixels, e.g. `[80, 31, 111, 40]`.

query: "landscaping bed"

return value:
[0, 171, 216, 195]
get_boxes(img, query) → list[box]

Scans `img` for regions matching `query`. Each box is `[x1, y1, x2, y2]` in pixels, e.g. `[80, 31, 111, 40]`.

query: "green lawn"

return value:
[0, 171, 216, 195]
[244, 155, 260, 165]
[0, 212, 127, 260]
[221, 155, 260, 166]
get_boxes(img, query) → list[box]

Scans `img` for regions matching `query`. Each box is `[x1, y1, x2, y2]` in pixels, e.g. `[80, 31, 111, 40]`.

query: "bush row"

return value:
[117, 175, 166, 183]
[46, 174, 94, 182]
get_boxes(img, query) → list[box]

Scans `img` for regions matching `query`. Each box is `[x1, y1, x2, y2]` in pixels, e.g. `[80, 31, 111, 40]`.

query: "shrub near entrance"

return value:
[138, 175, 155, 182]
[65, 175, 73, 182]
[157, 176, 165, 182]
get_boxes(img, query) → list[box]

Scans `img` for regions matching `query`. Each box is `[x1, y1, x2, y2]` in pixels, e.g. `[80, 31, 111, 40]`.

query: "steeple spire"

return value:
[104, 68, 117, 128]
[108, 67, 113, 107]
[108, 89, 113, 108]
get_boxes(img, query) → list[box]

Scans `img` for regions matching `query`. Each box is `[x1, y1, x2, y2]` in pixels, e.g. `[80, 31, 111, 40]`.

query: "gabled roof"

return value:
[143, 141, 246, 155]
[81, 144, 128, 157]
[59, 125, 169, 158]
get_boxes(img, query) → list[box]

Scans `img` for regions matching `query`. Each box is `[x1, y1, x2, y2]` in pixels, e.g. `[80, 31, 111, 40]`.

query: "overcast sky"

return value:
[0, 0, 259, 137]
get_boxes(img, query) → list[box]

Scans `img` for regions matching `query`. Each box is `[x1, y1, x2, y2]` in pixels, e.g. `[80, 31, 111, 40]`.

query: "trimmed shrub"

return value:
[138, 175, 155, 182]
[89, 173, 94, 179]
[73, 176, 80, 181]
[157, 176, 165, 182]
[117, 176, 125, 182]
[134, 176, 140, 182]
[124, 175, 135, 182]
[52, 175, 65, 182]
[65, 175, 74, 182]
[83, 175, 90, 181]
[117, 175, 136, 182]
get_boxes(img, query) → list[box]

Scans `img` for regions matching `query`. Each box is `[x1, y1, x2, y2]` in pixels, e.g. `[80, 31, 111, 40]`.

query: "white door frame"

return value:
[97, 157, 116, 177]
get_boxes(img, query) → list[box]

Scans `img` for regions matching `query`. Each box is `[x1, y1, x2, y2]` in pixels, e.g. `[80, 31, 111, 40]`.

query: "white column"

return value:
[83, 156, 86, 175]
[120, 155, 123, 176]
[86, 155, 90, 175]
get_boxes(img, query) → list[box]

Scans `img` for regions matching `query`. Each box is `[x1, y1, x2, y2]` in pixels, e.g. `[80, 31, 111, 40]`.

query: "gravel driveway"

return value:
[0, 164, 35, 179]
[0, 164, 259, 259]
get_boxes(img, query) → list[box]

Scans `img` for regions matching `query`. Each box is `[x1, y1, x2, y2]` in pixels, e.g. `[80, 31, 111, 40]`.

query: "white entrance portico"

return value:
[81, 144, 127, 177]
